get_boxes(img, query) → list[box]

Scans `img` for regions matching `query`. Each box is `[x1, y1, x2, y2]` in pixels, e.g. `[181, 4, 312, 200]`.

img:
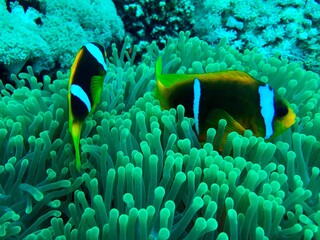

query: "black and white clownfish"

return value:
[68, 42, 107, 171]
[154, 57, 296, 146]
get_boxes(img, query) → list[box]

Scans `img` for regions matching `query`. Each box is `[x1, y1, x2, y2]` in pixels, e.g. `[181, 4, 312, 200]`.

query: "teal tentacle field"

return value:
[1, 0, 320, 239]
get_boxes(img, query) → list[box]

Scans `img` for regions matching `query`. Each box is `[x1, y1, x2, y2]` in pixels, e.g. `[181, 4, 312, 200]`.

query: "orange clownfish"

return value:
[68, 42, 107, 171]
[154, 57, 296, 146]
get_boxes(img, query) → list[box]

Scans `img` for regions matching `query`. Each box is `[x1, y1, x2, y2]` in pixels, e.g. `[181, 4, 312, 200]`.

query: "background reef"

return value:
[1, 0, 320, 240]
[0, 0, 124, 77]
[1, 0, 319, 79]
[115, 0, 320, 74]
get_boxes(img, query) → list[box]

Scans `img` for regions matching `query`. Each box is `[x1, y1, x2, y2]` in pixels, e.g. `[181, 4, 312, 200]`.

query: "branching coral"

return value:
[1, 31, 320, 239]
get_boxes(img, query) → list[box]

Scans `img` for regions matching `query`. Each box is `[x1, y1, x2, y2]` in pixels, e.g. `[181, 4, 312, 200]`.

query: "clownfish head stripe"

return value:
[85, 43, 107, 71]
[193, 78, 201, 135]
[70, 84, 92, 113]
[258, 84, 275, 139]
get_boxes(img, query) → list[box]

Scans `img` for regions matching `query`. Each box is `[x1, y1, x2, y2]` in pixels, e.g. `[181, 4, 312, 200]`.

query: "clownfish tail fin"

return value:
[71, 121, 82, 171]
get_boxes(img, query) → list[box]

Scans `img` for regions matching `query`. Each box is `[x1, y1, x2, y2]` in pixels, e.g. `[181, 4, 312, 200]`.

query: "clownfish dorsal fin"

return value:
[155, 56, 163, 78]
[156, 57, 194, 88]
[90, 75, 104, 114]
[206, 109, 246, 141]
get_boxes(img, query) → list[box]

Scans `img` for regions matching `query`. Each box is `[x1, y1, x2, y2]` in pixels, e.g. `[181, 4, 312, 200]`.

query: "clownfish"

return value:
[154, 57, 296, 145]
[68, 42, 107, 171]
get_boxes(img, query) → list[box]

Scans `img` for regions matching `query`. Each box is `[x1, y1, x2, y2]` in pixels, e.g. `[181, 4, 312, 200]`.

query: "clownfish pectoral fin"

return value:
[206, 109, 246, 142]
[90, 75, 104, 114]
[71, 121, 83, 171]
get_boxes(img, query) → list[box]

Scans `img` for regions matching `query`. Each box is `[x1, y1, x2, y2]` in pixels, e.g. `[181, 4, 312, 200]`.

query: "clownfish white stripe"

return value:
[258, 84, 275, 139]
[193, 78, 201, 135]
[71, 84, 92, 113]
[85, 43, 107, 71]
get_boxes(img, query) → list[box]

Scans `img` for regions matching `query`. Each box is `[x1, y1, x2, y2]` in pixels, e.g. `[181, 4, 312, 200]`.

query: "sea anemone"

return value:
[1, 31, 320, 239]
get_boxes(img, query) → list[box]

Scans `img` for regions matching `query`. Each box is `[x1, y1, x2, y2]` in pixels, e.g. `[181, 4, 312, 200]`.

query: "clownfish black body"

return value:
[68, 42, 107, 171]
[154, 57, 296, 148]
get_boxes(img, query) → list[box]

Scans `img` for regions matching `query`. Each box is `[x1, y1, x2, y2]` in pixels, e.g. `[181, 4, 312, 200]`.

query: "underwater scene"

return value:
[1, 0, 320, 239]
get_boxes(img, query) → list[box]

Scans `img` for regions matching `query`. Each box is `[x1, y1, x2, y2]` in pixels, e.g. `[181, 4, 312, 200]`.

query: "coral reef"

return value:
[114, 0, 195, 49]
[1, 31, 320, 239]
[0, 0, 124, 76]
[193, 0, 320, 74]
[114, 0, 320, 74]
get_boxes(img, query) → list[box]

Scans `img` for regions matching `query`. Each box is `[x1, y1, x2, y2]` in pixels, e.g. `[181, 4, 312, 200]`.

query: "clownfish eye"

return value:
[275, 105, 288, 117]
